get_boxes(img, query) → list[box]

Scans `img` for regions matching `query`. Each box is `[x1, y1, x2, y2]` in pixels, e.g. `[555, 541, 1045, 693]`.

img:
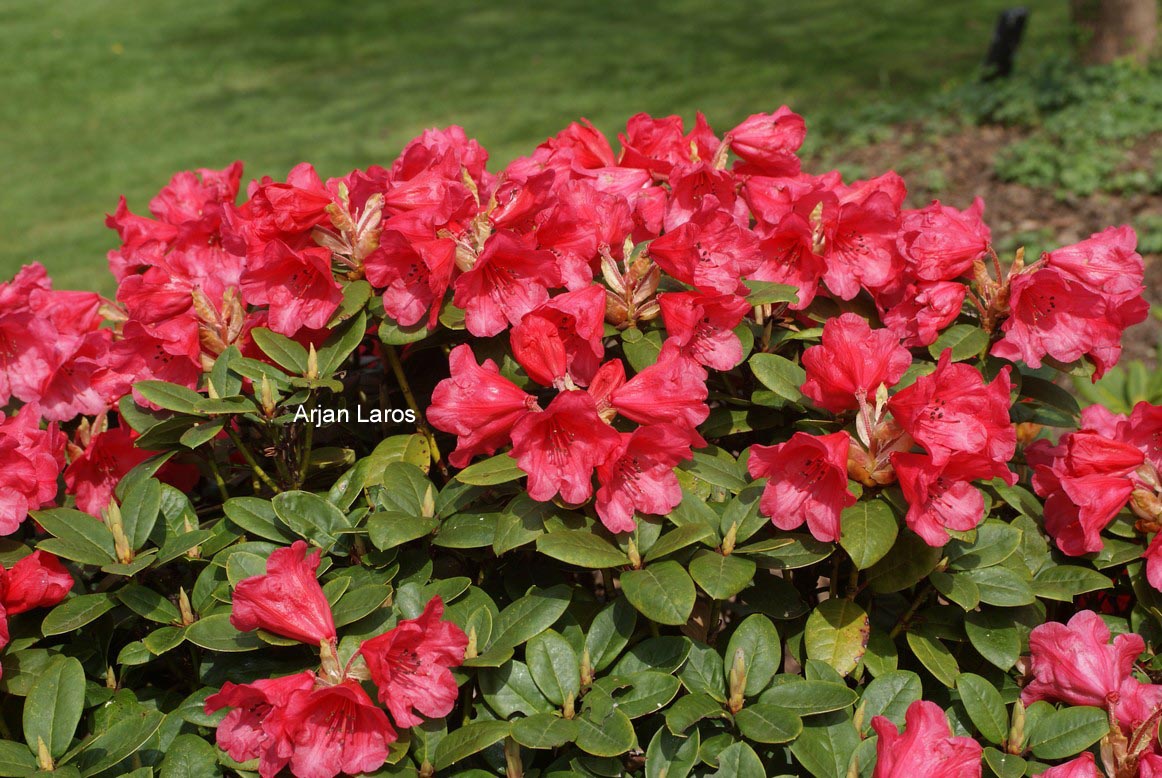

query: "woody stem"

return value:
[297, 393, 315, 486]
[889, 582, 934, 639]
[206, 454, 229, 500]
[225, 426, 281, 493]
[383, 344, 449, 480]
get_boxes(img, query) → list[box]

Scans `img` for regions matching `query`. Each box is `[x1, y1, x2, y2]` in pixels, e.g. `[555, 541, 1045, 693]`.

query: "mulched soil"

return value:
[821, 124, 1162, 364]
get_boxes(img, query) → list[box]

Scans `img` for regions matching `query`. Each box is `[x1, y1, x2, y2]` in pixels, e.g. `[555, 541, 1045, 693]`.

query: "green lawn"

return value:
[0, 0, 1070, 293]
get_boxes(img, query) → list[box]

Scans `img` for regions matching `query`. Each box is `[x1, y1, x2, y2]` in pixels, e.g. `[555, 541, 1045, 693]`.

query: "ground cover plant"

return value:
[1, 107, 1160, 777]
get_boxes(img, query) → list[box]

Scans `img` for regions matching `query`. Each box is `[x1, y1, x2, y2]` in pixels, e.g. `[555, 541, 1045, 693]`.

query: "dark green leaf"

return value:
[689, 550, 755, 601]
[734, 704, 803, 743]
[23, 656, 84, 759]
[454, 454, 524, 486]
[536, 531, 629, 569]
[839, 500, 897, 570]
[724, 614, 781, 698]
[42, 594, 116, 636]
[431, 721, 511, 771]
[758, 680, 857, 716]
[620, 562, 696, 626]
[957, 673, 1007, 745]
[928, 324, 988, 361]
[1027, 706, 1108, 760]
[251, 328, 308, 374]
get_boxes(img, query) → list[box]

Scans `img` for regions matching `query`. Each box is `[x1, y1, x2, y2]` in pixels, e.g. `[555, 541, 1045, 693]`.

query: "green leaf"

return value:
[431, 720, 511, 772]
[928, 323, 989, 361]
[478, 662, 552, 718]
[709, 742, 765, 778]
[758, 680, 858, 716]
[678, 449, 747, 493]
[378, 316, 430, 345]
[789, 712, 860, 778]
[536, 531, 629, 569]
[454, 453, 525, 486]
[23, 656, 84, 759]
[838, 500, 898, 570]
[433, 513, 499, 549]
[983, 747, 1027, 778]
[734, 704, 803, 744]
[804, 599, 869, 677]
[0, 741, 36, 777]
[272, 490, 346, 544]
[679, 642, 727, 700]
[488, 585, 572, 654]
[584, 597, 637, 674]
[854, 671, 922, 734]
[367, 512, 438, 551]
[251, 327, 308, 374]
[965, 609, 1022, 670]
[595, 672, 681, 719]
[930, 571, 981, 611]
[143, 626, 186, 656]
[645, 726, 700, 778]
[78, 708, 164, 776]
[961, 566, 1035, 606]
[331, 584, 391, 627]
[665, 692, 728, 735]
[1032, 566, 1112, 601]
[574, 706, 636, 757]
[724, 614, 781, 698]
[689, 550, 755, 600]
[316, 310, 368, 375]
[133, 381, 205, 414]
[749, 353, 805, 406]
[117, 585, 180, 624]
[42, 594, 116, 636]
[623, 329, 664, 372]
[956, 673, 1007, 745]
[906, 625, 959, 687]
[1027, 706, 1108, 760]
[526, 629, 580, 707]
[620, 561, 696, 626]
[743, 279, 799, 306]
[159, 733, 221, 777]
[510, 713, 579, 750]
[947, 519, 1022, 571]
[612, 636, 691, 676]
[119, 477, 161, 551]
[644, 524, 715, 563]
[31, 509, 115, 566]
[866, 530, 941, 593]
[223, 498, 294, 543]
[183, 613, 263, 652]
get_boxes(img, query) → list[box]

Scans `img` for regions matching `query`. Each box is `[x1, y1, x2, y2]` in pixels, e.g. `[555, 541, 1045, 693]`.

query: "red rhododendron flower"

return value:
[510, 284, 606, 387]
[647, 197, 762, 295]
[748, 431, 855, 542]
[658, 291, 751, 371]
[887, 351, 1015, 477]
[1045, 225, 1144, 301]
[204, 671, 317, 770]
[595, 423, 696, 533]
[453, 231, 562, 337]
[231, 541, 337, 647]
[871, 700, 982, 778]
[801, 313, 911, 414]
[898, 198, 990, 281]
[1031, 430, 1144, 556]
[266, 680, 396, 778]
[876, 279, 967, 348]
[359, 596, 467, 728]
[727, 106, 806, 177]
[1, 551, 73, 615]
[509, 390, 622, 505]
[992, 266, 1147, 379]
[1022, 610, 1162, 730]
[1143, 755, 1162, 778]
[618, 113, 712, 179]
[893, 453, 988, 546]
[0, 406, 65, 534]
[364, 229, 456, 329]
[750, 212, 826, 310]
[240, 240, 343, 336]
[63, 426, 158, 517]
[427, 345, 539, 468]
[1033, 753, 1098, 778]
[611, 342, 709, 434]
[534, 180, 633, 289]
[815, 173, 905, 300]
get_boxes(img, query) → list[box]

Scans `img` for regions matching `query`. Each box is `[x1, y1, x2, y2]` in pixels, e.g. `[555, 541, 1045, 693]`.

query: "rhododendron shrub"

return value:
[0, 110, 1158, 778]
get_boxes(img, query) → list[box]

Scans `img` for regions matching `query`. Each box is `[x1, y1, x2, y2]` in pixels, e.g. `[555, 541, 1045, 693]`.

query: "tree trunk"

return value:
[1070, 0, 1158, 64]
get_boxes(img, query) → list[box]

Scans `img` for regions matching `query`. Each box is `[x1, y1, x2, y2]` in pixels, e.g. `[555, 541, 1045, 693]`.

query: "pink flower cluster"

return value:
[207, 542, 467, 778]
[748, 312, 1016, 546]
[1029, 402, 1162, 585]
[0, 551, 73, 675]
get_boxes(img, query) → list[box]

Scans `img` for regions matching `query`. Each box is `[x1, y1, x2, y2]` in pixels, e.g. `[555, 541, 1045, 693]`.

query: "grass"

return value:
[0, 0, 1071, 293]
